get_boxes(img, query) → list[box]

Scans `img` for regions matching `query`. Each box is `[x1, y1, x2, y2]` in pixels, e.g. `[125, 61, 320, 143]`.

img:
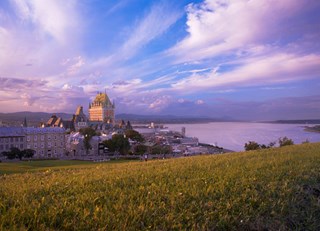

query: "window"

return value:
[41, 143, 44, 148]
[27, 136, 30, 142]
[41, 135, 44, 141]
[34, 136, 37, 141]
[0, 145, 3, 150]
[34, 143, 37, 148]
[0, 138, 2, 143]
[48, 135, 51, 140]
[5, 144, 9, 149]
[27, 144, 31, 149]
[48, 142, 51, 148]
[20, 144, 23, 149]
[10, 137, 13, 142]
[15, 137, 18, 142]
[20, 137, 23, 142]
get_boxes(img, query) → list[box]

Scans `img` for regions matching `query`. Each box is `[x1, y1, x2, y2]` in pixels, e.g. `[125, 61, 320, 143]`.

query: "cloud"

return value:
[120, 1, 182, 59]
[171, 53, 320, 91]
[149, 95, 172, 111]
[168, 0, 320, 62]
[140, 94, 320, 120]
[0, 77, 47, 89]
[0, 0, 82, 79]
[11, 0, 79, 44]
[106, 0, 130, 15]
[65, 56, 86, 75]
[195, 99, 204, 105]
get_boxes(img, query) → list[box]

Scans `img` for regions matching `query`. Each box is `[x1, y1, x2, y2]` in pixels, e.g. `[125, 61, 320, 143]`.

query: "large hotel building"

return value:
[89, 92, 115, 124]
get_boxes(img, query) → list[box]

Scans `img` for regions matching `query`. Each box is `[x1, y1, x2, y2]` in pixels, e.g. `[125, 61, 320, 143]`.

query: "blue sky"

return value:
[0, 0, 320, 120]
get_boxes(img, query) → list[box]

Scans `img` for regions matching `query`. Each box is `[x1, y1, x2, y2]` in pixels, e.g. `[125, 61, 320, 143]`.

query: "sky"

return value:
[0, 0, 320, 120]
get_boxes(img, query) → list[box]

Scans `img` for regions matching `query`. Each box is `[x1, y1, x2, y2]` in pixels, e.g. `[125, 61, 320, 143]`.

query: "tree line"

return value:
[1, 147, 35, 160]
[244, 136, 296, 151]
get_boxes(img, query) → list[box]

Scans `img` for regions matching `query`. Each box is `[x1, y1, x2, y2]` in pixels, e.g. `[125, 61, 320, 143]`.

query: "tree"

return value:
[23, 149, 35, 158]
[279, 137, 294, 147]
[103, 134, 130, 155]
[1, 151, 12, 159]
[134, 144, 148, 155]
[79, 127, 97, 154]
[268, 141, 276, 148]
[11, 147, 24, 160]
[244, 141, 261, 151]
[150, 145, 172, 155]
[2, 148, 35, 160]
[125, 129, 144, 142]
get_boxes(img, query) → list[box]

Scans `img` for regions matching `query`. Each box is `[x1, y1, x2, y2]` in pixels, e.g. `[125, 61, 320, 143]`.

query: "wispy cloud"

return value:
[168, 0, 320, 62]
[171, 53, 320, 91]
[120, 1, 182, 59]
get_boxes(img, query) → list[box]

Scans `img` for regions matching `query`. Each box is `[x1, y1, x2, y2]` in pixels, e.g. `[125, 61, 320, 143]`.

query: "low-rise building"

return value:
[66, 132, 100, 156]
[0, 127, 25, 153]
[24, 127, 66, 158]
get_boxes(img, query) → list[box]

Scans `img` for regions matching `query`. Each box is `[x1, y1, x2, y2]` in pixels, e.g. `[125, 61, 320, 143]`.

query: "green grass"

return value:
[0, 159, 138, 175]
[0, 160, 97, 175]
[1, 143, 320, 230]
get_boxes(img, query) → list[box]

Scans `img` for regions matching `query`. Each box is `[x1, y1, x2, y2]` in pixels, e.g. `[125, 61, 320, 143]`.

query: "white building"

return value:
[66, 132, 101, 156]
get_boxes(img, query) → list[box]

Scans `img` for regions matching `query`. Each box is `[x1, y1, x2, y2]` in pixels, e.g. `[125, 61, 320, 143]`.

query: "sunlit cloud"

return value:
[171, 53, 320, 91]
[0, 0, 319, 120]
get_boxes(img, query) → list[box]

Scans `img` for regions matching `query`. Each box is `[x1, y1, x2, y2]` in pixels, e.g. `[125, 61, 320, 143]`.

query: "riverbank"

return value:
[304, 125, 320, 133]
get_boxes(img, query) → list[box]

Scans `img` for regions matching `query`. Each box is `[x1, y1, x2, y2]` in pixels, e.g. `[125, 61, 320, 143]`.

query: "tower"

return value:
[23, 117, 28, 127]
[89, 92, 115, 124]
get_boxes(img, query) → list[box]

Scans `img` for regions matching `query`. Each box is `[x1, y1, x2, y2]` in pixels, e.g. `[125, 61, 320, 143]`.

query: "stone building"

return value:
[25, 127, 66, 158]
[72, 106, 88, 131]
[66, 132, 100, 156]
[89, 92, 115, 124]
[43, 115, 74, 131]
[0, 127, 25, 153]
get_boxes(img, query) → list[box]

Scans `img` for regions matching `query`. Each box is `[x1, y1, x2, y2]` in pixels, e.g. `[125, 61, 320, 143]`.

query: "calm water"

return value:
[166, 122, 320, 151]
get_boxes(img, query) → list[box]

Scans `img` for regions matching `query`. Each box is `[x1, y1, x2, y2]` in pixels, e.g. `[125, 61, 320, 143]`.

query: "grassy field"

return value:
[1, 143, 320, 230]
[0, 160, 98, 175]
[0, 159, 136, 175]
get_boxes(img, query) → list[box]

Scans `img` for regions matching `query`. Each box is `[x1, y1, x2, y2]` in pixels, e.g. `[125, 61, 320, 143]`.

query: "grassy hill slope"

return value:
[1, 143, 320, 230]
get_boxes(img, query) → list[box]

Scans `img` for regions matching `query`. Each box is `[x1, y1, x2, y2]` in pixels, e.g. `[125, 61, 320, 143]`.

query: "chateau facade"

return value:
[89, 92, 115, 124]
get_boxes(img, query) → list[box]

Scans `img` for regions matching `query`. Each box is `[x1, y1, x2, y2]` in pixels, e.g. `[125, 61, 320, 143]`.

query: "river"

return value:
[166, 122, 320, 151]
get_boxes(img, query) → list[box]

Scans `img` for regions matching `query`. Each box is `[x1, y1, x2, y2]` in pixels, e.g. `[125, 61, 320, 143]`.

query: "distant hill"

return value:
[116, 113, 236, 124]
[0, 111, 72, 126]
[268, 119, 320, 124]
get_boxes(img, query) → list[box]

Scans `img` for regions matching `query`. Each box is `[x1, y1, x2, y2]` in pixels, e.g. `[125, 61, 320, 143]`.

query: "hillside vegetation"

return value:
[1, 143, 320, 230]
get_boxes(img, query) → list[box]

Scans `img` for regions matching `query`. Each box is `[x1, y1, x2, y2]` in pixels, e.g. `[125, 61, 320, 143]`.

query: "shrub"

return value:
[279, 137, 294, 147]
[244, 141, 261, 151]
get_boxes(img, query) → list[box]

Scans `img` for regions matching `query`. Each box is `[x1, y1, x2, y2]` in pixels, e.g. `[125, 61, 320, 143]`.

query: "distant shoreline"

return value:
[304, 125, 320, 133]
